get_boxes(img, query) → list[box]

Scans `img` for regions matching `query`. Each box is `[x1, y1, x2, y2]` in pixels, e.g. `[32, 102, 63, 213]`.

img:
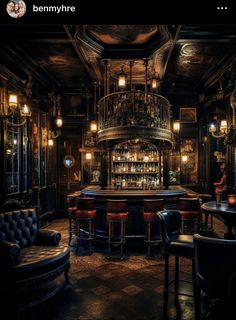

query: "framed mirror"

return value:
[63, 155, 75, 168]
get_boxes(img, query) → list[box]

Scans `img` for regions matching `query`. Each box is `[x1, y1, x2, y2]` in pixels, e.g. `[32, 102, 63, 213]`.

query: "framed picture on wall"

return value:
[180, 107, 197, 123]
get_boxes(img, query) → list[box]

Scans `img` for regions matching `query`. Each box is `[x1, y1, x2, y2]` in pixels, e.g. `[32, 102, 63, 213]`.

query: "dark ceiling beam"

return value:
[179, 26, 236, 40]
[197, 47, 236, 90]
[0, 64, 25, 91]
[178, 39, 236, 44]
[26, 39, 74, 44]
[0, 42, 60, 88]
[161, 25, 182, 79]
[64, 25, 98, 82]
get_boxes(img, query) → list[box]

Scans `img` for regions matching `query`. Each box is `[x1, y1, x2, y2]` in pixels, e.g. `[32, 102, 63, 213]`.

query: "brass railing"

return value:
[97, 91, 171, 131]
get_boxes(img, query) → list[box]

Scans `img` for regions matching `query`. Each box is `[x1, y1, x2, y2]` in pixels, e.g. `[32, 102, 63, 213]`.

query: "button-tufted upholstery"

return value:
[0, 209, 38, 248]
[0, 208, 70, 315]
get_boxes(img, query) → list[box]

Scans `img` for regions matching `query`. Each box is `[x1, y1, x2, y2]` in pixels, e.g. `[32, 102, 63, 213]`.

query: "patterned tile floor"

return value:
[21, 217, 230, 320]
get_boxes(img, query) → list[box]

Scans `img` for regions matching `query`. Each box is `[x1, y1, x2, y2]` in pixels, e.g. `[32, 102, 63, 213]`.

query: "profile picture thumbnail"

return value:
[6, 0, 26, 18]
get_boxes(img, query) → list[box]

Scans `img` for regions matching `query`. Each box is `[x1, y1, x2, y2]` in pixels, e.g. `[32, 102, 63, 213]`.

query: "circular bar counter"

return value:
[81, 188, 186, 241]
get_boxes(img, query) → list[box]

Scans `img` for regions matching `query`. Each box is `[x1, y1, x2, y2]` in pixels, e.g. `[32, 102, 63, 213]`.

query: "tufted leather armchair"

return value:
[0, 208, 70, 316]
[194, 234, 236, 319]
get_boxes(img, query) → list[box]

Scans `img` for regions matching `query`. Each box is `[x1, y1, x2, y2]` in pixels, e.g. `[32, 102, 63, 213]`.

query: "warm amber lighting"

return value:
[173, 121, 180, 133]
[9, 94, 18, 107]
[56, 116, 63, 128]
[220, 120, 227, 133]
[90, 121, 97, 132]
[227, 194, 236, 207]
[48, 138, 54, 147]
[86, 152, 92, 160]
[118, 72, 127, 89]
[151, 76, 159, 90]
[182, 155, 188, 163]
[209, 123, 216, 133]
[56, 109, 63, 128]
[21, 104, 31, 116]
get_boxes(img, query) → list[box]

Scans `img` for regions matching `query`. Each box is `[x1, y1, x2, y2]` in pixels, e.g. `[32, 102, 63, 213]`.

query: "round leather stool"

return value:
[179, 197, 200, 234]
[143, 199, 164, 257]
[106, 199, 128, 259]
[66, 193, 79, 245]
[76, 197, 96, 255]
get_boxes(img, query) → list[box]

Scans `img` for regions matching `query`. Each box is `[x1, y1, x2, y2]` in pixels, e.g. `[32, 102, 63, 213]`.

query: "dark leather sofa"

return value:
[0, 207, 70, 317]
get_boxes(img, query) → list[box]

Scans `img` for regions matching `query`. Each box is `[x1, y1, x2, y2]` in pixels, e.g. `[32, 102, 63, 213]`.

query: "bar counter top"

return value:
[81, 186, 186, 199]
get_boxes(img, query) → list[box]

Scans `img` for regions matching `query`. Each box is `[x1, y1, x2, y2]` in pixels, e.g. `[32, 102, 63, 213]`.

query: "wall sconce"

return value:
[47, 129, 61, 147]
[117, 67, 127, 90]
[90, 121, 97, 133]
[150, 75, 159, 91]
[0, 94, 31, 127]
[208, 81, 236, 144]
[55, 109, 63, 128]
[181, 155, 188, 163]
[47, 130, 54, 147]
[173, 121, 180, 133]
[209, 119, 227, 138]
[85, 152, 92, 160]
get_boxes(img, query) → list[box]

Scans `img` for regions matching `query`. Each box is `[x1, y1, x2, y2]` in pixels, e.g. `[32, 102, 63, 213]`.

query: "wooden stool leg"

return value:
[108, 221, 112, 257]
[89, 219, 92, 254]
[121, 221, 125, 258]
[147, 221, 151, 257]
[68, 213, 72, 245]
[76, 218, 80, 254]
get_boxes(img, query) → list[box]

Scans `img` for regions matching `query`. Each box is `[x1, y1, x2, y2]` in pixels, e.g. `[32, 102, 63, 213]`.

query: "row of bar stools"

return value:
[143, 199, 164, 258]
[106, 199, 128, 259]
[66, 193, 80, 246]
[76, 197, 96, 255]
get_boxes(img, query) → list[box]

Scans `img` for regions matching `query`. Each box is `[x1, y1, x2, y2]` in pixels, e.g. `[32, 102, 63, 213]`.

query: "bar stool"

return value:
[66, 193, 79, 245]
[198, 194, 212, 234]
[76, 197, 96, 255]
[179, 197, 200, 234]
[106, 199, 128, 259]
[143, 199, 164, 257]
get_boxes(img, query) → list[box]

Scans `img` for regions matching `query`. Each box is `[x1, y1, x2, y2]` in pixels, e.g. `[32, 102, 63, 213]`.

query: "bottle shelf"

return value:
[112, 161, 159, 163]
[113, 172, 159, 174]
[111, 140, 163, 189]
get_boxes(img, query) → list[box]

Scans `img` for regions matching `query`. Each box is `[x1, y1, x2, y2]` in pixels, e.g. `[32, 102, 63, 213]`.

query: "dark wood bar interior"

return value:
[1, 25, 236, 320]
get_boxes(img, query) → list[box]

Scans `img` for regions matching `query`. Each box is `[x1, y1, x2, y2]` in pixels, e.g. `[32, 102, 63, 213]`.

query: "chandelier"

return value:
[96, 59, 174, 148]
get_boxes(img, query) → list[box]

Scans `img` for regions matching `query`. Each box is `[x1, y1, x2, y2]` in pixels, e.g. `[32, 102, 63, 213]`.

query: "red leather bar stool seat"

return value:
[76, 210, 96, 219]
[107, 212, 128, 221]
[66, 193, 79, 246]
[179, 197, 200, 234]
[143, 199, 164, 257]
[76, 197, 96, 255]
[143, 211, 156, 221]
[106, 199, 128, 259]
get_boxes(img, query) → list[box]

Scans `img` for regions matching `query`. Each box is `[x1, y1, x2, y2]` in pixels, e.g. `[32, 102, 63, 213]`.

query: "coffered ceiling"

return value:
[0, 25, 236, 98]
